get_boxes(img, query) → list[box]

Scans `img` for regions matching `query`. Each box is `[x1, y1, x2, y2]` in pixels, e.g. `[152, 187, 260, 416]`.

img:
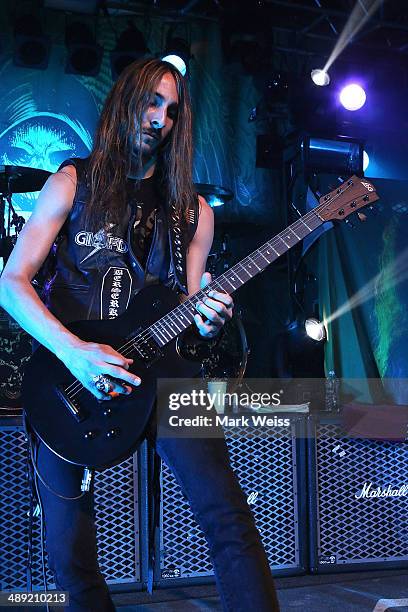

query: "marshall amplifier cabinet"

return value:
[155, 414, 307, 585]
[308, 415, 408, 573]
[0, 417, 142, 591]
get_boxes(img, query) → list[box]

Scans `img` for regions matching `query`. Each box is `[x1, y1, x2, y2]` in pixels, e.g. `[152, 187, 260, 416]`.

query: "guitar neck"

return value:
[144, 208, 324, 348]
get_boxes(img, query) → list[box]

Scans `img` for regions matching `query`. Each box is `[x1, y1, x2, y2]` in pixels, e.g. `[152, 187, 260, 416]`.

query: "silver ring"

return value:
[92, 374, 113, 393]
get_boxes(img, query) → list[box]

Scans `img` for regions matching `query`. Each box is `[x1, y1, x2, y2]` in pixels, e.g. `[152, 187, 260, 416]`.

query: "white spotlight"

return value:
[162, 54, 187, 76]
[305, 318, 326, 342]
[311, 69, 330, 86]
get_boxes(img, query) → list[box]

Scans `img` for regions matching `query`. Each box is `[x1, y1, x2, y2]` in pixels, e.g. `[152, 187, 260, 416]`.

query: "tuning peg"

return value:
[368, 205, 377, 215]
[357, 212, 367, 222]
[345, 219, 355, 229]
[337, 176, 346, 184]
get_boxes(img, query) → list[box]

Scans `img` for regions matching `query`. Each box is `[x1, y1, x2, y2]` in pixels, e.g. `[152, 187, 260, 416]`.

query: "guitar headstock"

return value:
[317, 176, 379, 222]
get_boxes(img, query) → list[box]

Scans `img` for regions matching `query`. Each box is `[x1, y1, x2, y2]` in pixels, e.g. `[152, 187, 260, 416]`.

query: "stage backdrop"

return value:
[0, 7, 281, 225]
[314, 177, 408, 404]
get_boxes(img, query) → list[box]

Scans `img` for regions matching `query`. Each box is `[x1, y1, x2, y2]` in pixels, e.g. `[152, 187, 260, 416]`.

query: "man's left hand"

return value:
[193, 272, 234, 338]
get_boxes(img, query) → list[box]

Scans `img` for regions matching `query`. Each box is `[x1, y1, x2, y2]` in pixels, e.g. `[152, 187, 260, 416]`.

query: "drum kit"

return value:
[0, 165, 50, 410]
[0, 171, 248, 411]
[0, 165, 51, 265]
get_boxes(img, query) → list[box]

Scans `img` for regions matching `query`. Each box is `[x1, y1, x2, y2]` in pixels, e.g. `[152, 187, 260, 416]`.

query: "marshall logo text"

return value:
[355, 482, 408, 499]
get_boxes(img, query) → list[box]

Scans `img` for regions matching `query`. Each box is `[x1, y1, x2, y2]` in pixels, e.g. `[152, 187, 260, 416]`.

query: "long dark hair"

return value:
[85, 57, 195, 231]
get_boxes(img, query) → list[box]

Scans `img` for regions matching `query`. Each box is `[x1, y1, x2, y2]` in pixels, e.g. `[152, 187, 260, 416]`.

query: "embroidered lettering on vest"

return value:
[100, 267, 133, 319]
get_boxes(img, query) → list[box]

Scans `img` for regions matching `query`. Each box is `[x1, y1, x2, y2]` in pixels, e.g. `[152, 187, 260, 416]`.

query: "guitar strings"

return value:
[65, 188, 353, 398]
[65, 182, 359, 398]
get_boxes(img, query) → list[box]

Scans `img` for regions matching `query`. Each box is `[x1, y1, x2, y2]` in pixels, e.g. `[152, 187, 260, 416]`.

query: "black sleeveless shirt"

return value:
[38, 158, 199, 325]
[128, 174, 160, 268]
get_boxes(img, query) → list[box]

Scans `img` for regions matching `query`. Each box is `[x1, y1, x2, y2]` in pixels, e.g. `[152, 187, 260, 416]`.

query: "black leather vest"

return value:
[41, 158, 198, 324]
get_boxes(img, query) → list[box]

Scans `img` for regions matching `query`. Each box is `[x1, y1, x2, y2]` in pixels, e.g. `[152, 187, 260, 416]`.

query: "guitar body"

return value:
[23, 285, 201, 469]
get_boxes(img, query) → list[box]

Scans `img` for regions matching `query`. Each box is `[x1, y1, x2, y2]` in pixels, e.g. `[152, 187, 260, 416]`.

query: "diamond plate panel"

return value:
[0, 422, 140, 591]
[313, 421, 408, 566]
[94, 457, 140, 583]
[160, 421, 302, 580]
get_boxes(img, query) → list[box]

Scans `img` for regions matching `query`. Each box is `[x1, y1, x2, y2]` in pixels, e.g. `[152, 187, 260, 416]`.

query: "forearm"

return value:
[0, 275, 82, 359]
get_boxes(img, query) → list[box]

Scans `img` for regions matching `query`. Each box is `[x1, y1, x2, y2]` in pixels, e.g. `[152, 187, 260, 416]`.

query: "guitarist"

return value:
[0, 58, 280, 611]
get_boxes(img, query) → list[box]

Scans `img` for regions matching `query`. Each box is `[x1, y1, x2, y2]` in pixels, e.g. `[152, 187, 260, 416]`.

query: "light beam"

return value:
[323, 0, 383, 74]
[325, 244, 408, 326]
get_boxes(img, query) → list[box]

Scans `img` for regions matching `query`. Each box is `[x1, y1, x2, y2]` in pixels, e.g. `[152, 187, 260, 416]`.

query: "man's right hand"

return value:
[58, 339, 141, 401]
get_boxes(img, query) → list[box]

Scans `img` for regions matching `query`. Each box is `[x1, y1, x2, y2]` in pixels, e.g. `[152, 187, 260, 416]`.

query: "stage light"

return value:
[13, 15, 50, 70]
[339, 83, 366, 111]
[163, 36, 191, 76]
[110, 23, 149, 80]
[303, 136, 364, 176]
[281, 319, 325, 378]
[305, 318, 326, 342]
[363, 150, 370, 172]
[65, 21, 102, 76]
[162, 54, 187, 76]
[311, 68, 330, 86]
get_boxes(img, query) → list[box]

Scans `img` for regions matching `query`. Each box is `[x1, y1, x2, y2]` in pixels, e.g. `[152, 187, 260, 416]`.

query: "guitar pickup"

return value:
[125, 332, 163, 367]
[56, 386, 87, 423]
[134, 339, 163, 367]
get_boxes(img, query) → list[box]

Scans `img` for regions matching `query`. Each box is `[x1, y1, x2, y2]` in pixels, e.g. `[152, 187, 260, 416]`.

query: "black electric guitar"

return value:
[23, 176, 379, 469]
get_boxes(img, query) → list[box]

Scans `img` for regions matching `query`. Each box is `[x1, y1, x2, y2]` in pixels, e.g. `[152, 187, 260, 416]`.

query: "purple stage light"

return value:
[339, 83, 366, 111]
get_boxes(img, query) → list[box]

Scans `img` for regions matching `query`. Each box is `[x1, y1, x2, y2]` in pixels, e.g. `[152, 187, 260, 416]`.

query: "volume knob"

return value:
[106, 428, 120, 439]
[84, 430, 98, 441]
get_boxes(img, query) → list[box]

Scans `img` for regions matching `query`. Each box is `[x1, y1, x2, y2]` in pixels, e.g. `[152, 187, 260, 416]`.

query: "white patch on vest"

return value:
[76, 226, 128, 264]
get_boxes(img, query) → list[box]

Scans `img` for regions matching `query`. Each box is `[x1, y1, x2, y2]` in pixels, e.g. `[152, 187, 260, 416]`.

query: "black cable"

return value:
[25, 424, 88, 612]
[32, 439, 50, 612]
[29, 440, 86, 501]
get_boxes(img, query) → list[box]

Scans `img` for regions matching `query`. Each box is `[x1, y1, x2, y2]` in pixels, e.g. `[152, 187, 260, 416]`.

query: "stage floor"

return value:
[112, 569, 408, 611]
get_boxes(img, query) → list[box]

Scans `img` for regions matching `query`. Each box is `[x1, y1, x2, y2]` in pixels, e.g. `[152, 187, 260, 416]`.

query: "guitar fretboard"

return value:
[143, 209, 323, 348]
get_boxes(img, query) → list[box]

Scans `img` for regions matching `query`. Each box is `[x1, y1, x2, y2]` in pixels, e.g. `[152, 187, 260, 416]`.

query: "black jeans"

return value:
[31, 421, 280, 612]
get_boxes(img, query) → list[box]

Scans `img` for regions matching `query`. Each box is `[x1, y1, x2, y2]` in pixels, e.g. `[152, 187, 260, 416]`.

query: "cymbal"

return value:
[0, 165, 51, 194]
[194, 183, 234, 202]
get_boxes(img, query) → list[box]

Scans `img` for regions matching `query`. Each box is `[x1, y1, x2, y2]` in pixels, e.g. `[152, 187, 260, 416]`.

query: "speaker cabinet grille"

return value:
[159, 417, 306, 582]
[309, 417, 408, 572]
[0, 420, 141, 591]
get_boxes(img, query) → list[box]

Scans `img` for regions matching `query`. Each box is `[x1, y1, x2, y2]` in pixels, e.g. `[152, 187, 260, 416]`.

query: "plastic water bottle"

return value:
[325, 370, 339, 412]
